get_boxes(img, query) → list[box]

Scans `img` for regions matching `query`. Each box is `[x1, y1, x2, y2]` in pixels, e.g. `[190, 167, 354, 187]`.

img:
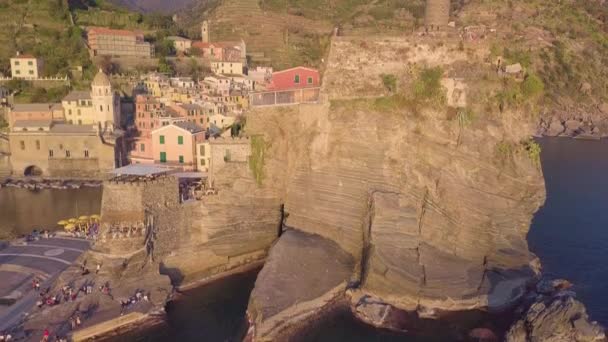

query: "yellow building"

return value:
[10, 54, 43, 79]
[62, 69, 121, 131]
[211, 61, 243, 75]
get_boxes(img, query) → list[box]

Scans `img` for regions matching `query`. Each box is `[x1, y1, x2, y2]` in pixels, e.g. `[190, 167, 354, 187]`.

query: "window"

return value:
[15, 70, 20, 75]
[49, 150, 54, 158]
[140, 144, 145, 152]
[307, 76, 313, 84]
[294, 74, 300, 84]
[28, 70, 34, 75]
[14, 61, 20, 66]
[35, 140, 40, 150]
[84, 150, 89, 158]
[66, 150, 71, 158]
[99, 105, 103, 112]
[78, 120, 82, 125]
[20, 141, 25, 150]
[178, 136, 184, 145]
[160, 152, 167, 163]
[27, 61, 33, 66]
[68, 109, 72, 115]
[77, 109, 81, 116]
[200, 159, 206, 166]
[200, 145, 205, 156]
[159, 135, 165, 144]
[179, 155, 184, 164]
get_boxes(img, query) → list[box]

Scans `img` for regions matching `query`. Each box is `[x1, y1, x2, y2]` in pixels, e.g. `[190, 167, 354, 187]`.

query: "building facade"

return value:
[8, 121, 121, 177]
[7, 104, 61, 128]
[10, 54, 43, 79]
[167, 36, 192, 53]
[151, 122, 205, 171]
[267, 67, 320, 90]
[62, 69, 121, 131]
[211, 61, 244, 75]
[88, 27, 154, 58]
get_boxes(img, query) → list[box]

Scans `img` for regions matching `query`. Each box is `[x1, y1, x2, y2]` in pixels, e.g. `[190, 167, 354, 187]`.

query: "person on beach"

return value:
[96, 264, 101, 274]
[41, 329, 49, 342]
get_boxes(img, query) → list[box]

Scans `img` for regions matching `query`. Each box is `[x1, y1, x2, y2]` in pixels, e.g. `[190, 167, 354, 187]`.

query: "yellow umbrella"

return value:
[78, 215, 90, 221]
[90, 214, 101, 220]
[64, 224, 75, 231]
[57, 220, 69, 226]
[68, 218, 77, 224]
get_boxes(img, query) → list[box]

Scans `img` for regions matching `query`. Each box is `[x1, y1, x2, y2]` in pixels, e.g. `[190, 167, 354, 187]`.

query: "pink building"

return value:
[151, 122, 205, 171]
[8, 103, 63, 128]
[267, 66, 320, 91]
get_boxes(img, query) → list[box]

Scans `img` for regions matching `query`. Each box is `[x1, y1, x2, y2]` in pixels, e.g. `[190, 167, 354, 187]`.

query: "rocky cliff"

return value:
[245, 35, 546, 340]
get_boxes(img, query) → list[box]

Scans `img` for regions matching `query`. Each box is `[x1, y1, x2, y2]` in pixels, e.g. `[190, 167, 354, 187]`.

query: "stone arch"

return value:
[24, 165, 43, 177]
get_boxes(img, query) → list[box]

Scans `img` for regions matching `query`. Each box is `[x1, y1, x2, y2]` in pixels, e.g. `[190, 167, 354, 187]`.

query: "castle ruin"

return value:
[425, 0, 451, 29]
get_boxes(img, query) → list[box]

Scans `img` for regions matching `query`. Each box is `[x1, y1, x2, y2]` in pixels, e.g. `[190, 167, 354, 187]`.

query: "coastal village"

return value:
[1, 0, 607, 341]
[0, 19, 321, 185]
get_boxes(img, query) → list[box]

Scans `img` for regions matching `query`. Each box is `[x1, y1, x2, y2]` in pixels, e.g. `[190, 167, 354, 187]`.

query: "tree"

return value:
[158, 57, 174, 74]
[188, 57, 202, 81]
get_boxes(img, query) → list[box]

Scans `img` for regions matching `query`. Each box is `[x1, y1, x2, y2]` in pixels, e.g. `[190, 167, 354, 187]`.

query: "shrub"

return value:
[249, 136, 267, 186]
[380, 73, 397, 93]
[523, 139, 542, 167]
[521, 73, 545, 99]
[413, 66, 444, 103]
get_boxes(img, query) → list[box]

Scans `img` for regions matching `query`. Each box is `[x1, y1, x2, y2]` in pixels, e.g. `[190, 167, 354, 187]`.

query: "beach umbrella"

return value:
[64, 224, 76, 231]
[68, 218, 77, 224]
[78, 215, 90, 221]
[57, 220, 69, 226]
[90, 214, 101, 220]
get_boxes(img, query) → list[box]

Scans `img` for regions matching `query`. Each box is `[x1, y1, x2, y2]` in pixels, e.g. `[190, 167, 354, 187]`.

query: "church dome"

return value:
[92, 69, 111, 87]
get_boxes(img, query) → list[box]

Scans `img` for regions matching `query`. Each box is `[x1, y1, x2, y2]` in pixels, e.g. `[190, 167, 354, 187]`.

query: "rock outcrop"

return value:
[506, 280, 606, 342]
[537, 104, 608, 139]
[246, 36, 546, 339]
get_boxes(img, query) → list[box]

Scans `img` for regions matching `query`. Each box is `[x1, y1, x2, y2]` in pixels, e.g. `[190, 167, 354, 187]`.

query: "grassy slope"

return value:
[458, 0, 608, 108]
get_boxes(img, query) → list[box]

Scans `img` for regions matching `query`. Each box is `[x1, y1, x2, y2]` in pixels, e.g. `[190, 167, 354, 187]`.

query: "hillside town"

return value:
[0, 20, 321, 182]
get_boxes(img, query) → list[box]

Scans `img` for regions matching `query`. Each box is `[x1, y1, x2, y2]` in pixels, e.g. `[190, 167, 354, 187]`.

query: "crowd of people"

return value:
[119, 290, 150, 316]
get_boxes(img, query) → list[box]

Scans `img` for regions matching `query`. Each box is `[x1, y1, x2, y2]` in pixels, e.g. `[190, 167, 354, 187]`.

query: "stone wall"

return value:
[8, 132, 117, 178]
[208, 137, 252, 185]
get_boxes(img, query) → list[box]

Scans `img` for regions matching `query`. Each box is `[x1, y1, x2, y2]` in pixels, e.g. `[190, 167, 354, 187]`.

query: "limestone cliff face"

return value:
[246, 36, 546, 338]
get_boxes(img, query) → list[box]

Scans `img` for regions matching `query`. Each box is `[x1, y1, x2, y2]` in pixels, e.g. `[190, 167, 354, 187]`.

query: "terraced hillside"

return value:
[209, 0, 333, 69]
[0, 0, 87, 76]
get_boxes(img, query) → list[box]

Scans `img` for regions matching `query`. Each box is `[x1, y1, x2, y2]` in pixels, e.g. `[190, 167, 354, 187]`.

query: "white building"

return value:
[10, 53, 43, 79]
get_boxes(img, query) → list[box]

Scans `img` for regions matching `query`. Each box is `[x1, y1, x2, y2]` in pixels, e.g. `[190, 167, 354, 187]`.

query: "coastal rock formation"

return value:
[506, 281, 606, 342]
[247, 229, 354, 340]
[246, 36, 546, 339]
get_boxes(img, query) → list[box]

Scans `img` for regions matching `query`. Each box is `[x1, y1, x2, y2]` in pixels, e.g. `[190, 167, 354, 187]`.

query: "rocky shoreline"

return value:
[538, 104, 608, 139]
[0, 178, 103, 190]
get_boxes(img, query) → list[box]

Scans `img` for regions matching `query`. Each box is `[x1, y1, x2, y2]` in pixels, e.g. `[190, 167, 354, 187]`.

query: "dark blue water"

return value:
[529, 138, 608, 326]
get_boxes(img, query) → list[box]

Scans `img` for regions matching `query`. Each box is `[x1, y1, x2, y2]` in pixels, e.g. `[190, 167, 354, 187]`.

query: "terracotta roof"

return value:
[12, 54, 36, 59]
[273, 66, 319, 75]
[13, 120, 53, 128]
[63, 91, 91, 101]
[88, 27, 143, 37]
[50, 124, 97, 134]
[12, 103, 55, 112]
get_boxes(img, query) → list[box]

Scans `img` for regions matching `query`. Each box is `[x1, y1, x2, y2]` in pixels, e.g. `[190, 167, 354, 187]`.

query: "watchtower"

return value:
[201, 20, 209, 43]
[425, 0, 451, 29]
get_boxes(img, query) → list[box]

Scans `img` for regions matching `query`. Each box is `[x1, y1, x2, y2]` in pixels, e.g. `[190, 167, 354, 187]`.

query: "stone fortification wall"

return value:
[97, 161, 281, 285]
[425, 0, 451, 28]
[208, 136, 252, 185]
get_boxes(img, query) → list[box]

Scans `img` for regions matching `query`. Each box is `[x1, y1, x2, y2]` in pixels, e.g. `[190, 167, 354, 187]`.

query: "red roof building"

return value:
[267, 67, 320, 91]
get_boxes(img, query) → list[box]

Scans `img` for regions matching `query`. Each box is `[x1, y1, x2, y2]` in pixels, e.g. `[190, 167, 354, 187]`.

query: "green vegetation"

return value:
[521, 73, 545, 99]
[249, 135, 267, 186]
[412, 67, 445, 105]
[14, 86, 70, 104]
[495, 139, 542, 168]
[380, 74, 397, 93]
[523, 139, 542, 168]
